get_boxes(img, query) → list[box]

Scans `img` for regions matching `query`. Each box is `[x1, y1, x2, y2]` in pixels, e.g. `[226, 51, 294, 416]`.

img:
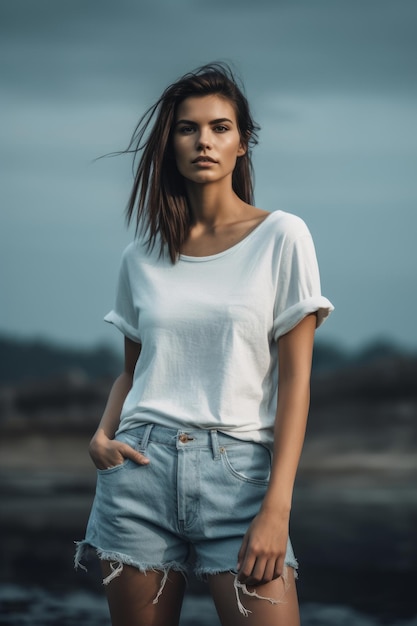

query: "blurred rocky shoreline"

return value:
[0, 337, 416, 621]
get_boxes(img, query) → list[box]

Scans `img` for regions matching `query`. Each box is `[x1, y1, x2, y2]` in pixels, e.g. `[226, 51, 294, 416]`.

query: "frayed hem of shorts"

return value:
[194, 558, 298, 582]
[74, 540, 187, 603]
[194, 564, 298, 617]
[193, 565, 236, 581]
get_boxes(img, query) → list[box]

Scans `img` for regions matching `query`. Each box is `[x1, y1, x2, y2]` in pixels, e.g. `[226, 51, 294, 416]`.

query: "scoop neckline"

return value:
[179, 211, 276, 262]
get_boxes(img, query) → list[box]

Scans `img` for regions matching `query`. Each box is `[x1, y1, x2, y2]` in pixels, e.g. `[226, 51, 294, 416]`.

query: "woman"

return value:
[75, 63, 333, 626]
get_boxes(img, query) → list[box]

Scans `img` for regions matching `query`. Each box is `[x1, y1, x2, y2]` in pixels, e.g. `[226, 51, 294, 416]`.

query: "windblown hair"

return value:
[124, 62, 260, 262]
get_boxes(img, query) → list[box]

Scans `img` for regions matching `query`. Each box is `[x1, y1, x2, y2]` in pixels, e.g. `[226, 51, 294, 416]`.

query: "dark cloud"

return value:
[1, 0, 416, 102]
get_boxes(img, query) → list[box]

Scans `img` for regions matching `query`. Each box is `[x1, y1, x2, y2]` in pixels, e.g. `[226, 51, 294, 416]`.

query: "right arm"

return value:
[88, 336, 150, 470]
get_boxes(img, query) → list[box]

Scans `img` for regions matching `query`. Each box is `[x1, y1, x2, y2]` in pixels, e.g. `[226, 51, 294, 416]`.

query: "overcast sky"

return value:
[1, 0, 416, 353]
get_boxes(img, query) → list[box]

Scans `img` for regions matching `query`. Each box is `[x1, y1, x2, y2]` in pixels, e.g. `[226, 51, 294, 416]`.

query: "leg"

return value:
[101, 561, 186, 626]
[209, 567, 300, 626]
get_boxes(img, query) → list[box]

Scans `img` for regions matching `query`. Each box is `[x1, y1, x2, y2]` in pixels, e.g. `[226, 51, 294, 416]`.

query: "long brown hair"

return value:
[124, 63, 260, 262]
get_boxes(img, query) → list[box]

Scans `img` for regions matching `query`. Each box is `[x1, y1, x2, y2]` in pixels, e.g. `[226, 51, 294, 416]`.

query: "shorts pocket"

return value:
[96, 461, 130, 475]
[220, 441, 271, 485]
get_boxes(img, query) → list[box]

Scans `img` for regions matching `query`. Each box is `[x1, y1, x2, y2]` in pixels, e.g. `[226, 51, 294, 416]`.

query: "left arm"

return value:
[237, 313, 316, 585]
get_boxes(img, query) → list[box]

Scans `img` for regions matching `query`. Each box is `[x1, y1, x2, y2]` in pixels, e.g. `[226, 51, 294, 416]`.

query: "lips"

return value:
[192, 156, 217, 163]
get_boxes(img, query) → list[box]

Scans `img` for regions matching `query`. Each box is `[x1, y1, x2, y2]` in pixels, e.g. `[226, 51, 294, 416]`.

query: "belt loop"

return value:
[139, 424, 153, 452]
[210, 430, 220, 460]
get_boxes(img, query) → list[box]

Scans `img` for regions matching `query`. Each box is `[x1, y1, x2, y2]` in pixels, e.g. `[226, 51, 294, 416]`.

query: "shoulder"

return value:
[114, 240, 147, 281]
[119, 232, 171, 274]
[264, 210, 312, 243]
[118, 241, 139, 270]
[121, 240, 141, 261]
[120, 233, 154, 265]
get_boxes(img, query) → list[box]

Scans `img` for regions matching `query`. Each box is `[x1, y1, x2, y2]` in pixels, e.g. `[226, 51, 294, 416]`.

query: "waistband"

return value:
[120, 423, 257, 459]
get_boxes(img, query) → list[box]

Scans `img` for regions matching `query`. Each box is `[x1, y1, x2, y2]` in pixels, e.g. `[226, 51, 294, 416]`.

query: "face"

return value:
[172, 94, 246, 186]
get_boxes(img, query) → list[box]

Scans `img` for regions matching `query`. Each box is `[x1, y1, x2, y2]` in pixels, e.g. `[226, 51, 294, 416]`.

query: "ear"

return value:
[237, 130, 250, 157]
[237, 140, 247, 157]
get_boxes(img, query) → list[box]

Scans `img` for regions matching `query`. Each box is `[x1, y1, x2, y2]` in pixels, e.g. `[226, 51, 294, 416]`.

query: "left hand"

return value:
[236, 509, 289, 586]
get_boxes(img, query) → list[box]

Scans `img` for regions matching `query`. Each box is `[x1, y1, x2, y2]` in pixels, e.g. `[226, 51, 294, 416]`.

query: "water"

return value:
[0, 585, 416, 626]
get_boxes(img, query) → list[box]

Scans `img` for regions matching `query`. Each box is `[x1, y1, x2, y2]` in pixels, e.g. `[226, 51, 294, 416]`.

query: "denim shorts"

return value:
[75, 424, 298, 610]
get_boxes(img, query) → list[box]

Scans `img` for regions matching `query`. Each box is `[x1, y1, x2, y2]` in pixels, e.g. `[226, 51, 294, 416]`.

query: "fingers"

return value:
[237, 546, 284, 586]
[239, 557, 283, 586]
[90, 438, 149, 470]
[119, 443, 150, 466]
[274, 555, 285, 580]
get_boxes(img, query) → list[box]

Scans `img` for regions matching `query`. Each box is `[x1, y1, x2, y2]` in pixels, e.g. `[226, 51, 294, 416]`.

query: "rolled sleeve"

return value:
[273, 295, 334, 340]
[104, 310, 141, 342]
[104, 250, 141, 342]
[272, 231, 334, 340]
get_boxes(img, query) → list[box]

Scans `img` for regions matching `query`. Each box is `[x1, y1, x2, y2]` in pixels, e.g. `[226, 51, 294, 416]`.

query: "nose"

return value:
[196, 129, 212, 150]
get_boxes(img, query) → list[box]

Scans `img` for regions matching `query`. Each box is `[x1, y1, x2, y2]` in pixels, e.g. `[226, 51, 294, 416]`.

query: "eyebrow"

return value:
[175, 117, 234, 126]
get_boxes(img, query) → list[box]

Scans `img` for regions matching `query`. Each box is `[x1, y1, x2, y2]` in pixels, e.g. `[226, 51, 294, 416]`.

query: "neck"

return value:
[185, 179, 244, 227]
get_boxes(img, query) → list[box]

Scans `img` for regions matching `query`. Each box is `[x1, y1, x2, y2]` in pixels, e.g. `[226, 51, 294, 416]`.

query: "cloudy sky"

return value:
[1, 0, 416, 353]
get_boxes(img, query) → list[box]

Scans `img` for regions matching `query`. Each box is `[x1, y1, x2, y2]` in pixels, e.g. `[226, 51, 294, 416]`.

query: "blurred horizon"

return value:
[1, 325, 416, 355]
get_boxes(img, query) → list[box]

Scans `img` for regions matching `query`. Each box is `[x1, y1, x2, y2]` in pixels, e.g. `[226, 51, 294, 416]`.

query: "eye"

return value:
[214, 125, 229, 133]
[177, 125, 195, 135]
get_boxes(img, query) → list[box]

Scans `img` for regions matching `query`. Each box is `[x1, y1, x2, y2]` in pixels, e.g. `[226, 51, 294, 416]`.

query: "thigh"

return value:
[209, 567, 300, 626]
[101, 561, 186, 626]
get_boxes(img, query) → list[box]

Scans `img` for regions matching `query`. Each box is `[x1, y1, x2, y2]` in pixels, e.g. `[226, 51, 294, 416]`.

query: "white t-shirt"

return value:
[105, 210, 334, 448]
